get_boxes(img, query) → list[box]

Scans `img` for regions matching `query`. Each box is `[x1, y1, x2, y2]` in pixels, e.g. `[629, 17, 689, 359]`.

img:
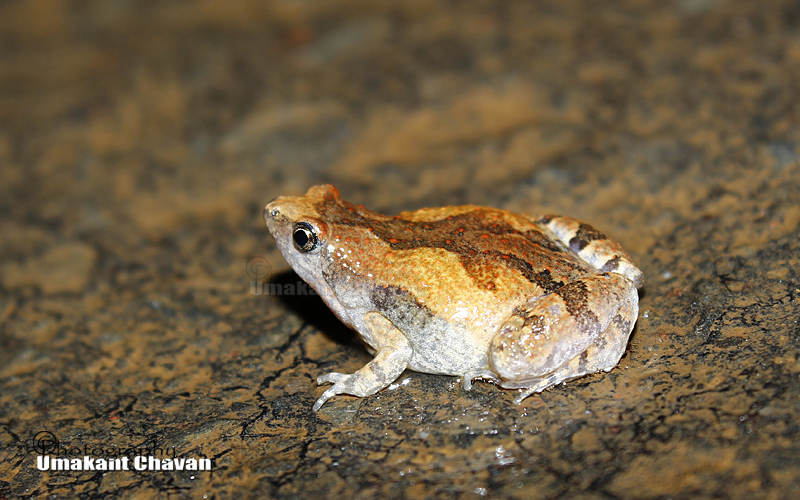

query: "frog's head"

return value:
[264, 185, 340, 289]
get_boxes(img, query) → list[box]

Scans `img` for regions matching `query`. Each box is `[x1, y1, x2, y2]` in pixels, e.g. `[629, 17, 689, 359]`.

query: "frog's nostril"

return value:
[264, 205, 280, 219]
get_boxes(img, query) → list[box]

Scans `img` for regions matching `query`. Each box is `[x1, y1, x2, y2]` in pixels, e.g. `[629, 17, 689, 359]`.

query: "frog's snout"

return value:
[264, 204, 279, 217]
[264, 196, 288, 225]
[264, 201, 285, 236]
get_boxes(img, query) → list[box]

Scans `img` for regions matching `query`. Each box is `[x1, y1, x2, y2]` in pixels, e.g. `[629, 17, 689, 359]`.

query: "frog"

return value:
[264, 185, 643, 410]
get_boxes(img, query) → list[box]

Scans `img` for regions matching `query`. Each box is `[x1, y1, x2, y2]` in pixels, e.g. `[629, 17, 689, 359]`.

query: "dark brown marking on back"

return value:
[593, 331, 608, 350]
[600, 256, 620, 273]
[611, 313, 631, 334]
[576, 223, 607, 243]
[555, 281, 601, 337]
[578, 350, 589, 373]
[316, 199, 590, 292]
[568, 237, 586, 253]
[569, 223, 607, 253]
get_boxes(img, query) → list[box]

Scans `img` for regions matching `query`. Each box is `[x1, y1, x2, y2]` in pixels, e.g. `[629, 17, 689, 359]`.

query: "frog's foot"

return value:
[461, 369, 499, 391]
[314, 312, 414, 411]
[314, 342, 413, 410]
[314, 372, 373, 411]
[512, 376, 560, 404]
[490, 272, 639, 402]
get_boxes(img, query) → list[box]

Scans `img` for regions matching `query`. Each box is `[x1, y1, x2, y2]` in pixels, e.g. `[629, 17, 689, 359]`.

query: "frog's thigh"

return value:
[489, 273, 637, 387]
[314, 312, 412, 410]
[509, 285, 638, 403]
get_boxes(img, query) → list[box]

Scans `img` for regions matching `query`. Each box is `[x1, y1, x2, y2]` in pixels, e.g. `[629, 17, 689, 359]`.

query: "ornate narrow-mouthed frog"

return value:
[265, 185, 643, 410]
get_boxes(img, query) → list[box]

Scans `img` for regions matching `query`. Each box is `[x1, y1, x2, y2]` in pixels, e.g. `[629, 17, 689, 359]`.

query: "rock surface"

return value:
[1, 0, 799, 498]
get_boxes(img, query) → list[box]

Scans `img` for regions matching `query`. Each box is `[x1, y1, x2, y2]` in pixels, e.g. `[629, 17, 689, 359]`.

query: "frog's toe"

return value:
[511, 377, 559, 404]
[313, 387, 338, 411]
[461, 369, 499, 390]
[317, 372, 348, 385]
[313, 372, 377, 410]
[313, 373, 356, 410]
[314, 372, 354, 410]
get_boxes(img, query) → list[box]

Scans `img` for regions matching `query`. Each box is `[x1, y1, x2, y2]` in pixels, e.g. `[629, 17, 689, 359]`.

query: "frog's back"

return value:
[319, 198, 598, 309]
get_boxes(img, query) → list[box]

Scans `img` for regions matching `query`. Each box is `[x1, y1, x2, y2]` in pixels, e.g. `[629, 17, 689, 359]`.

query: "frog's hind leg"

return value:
[510, 299, 637, 403]
[489, 273, 639, 404]
[538, 215, 644, 289]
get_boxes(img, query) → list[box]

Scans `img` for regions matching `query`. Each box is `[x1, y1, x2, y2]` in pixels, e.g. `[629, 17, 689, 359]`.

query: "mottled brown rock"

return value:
[1, 242, 96, 295]
[1, 0, 799, 499]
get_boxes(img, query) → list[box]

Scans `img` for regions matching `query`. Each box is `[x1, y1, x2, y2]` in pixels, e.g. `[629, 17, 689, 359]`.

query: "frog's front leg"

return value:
[489, 272, 638, 402]
[314, 312, 412, 411]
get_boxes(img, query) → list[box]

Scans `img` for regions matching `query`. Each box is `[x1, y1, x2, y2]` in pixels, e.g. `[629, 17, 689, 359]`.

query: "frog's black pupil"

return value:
[292, 223, 317, 252]
[294, 229, 309, 247]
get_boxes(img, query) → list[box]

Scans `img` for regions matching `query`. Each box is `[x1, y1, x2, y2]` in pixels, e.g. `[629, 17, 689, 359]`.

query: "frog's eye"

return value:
[292, 222, 319, 252]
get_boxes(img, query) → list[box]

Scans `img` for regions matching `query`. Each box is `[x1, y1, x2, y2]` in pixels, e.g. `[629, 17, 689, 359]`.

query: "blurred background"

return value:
[1, 0, 799, 498]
